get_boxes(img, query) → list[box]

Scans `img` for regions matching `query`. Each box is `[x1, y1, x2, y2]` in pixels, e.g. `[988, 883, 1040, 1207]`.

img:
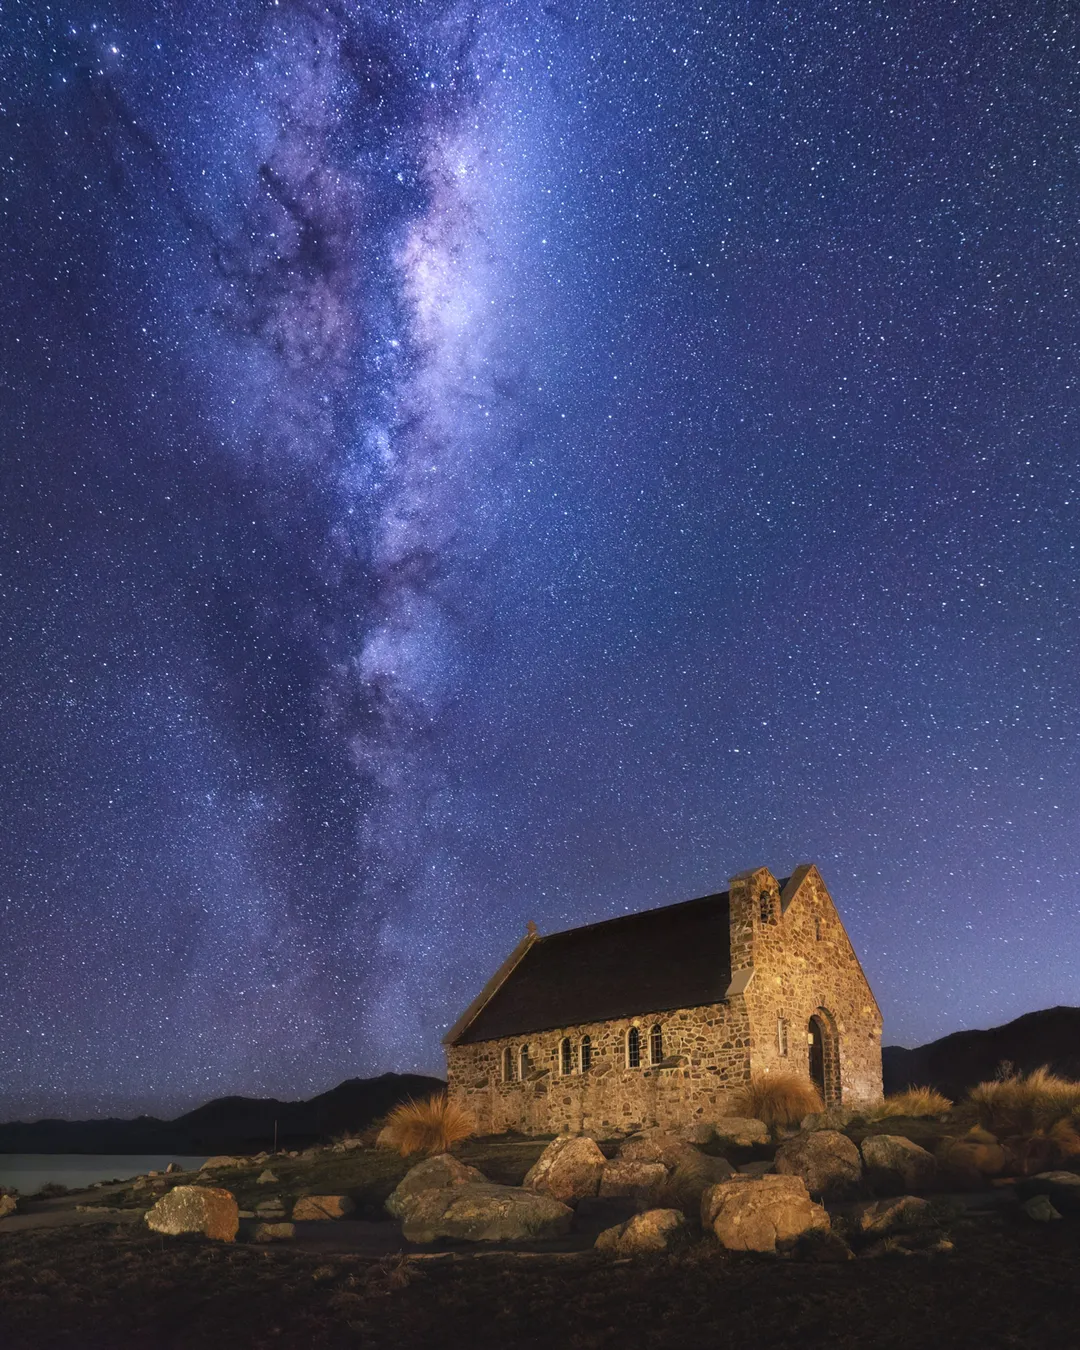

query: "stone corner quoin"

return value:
[444, 864, 883, 1135]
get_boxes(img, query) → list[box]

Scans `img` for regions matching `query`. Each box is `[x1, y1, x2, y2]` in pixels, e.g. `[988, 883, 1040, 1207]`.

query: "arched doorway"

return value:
[807, 1010, 841, 1106]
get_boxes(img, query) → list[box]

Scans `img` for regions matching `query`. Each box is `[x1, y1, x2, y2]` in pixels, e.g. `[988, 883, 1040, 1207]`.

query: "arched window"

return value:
[626, 1026, 641, 1069]
[649, 1023, 664, 1065]
[580, 1035, 592, 1073]
[519, 1044, 531, 1079]
[777, 1016, 789, 1057]
[560, 1037, 573, 1075]
[502, 1046, 515, 1083]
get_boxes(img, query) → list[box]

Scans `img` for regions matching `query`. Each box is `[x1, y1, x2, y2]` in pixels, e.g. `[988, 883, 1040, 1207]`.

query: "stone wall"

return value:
[735, 866, 883, 1108]
[446, 997, 752, 1136]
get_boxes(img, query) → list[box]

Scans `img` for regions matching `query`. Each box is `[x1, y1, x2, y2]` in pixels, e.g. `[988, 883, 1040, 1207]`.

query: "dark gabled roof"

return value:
[455, 891, 732, 1045]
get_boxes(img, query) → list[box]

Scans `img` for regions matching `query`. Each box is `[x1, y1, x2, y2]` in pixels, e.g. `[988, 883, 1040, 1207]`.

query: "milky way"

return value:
[2, 1, 1079, 1117]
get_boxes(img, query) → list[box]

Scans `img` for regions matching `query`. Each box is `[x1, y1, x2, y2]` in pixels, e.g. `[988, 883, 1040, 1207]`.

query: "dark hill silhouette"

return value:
[883, 1006, 1080, 1100]
[0, 1072, 445, 1155]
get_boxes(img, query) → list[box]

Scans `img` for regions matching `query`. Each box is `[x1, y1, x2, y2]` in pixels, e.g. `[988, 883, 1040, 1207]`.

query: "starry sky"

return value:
[2, 0, 1078, 1120]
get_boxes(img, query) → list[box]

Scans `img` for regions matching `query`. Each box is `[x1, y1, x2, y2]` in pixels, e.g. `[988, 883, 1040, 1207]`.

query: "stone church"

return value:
[444, 864, 883, 1135]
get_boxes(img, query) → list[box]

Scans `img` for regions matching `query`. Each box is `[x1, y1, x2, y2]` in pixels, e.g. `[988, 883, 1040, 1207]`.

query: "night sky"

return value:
[2, 0, 1078, 1120]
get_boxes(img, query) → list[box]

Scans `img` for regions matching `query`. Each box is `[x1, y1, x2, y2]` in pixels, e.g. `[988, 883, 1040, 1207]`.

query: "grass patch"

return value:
[731, 1073, 823, 1130]
[967, 1067, 1080, 1135]
[380, 1094, 477, 1158]
[869, 1087, 952, 1120]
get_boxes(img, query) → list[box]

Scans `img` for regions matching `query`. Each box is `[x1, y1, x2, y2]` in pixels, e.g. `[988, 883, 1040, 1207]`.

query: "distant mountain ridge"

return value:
[883, 1006, 1080, 1100]
[0, 1072, 446, 1155]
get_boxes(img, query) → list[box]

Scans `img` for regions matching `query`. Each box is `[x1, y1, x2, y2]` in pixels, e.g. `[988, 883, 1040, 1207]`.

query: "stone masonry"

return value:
[445, 864, 882, 1136]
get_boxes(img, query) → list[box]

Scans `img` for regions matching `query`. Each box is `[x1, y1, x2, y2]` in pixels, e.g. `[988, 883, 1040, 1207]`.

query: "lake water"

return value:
[0, 1155, 208, 1195]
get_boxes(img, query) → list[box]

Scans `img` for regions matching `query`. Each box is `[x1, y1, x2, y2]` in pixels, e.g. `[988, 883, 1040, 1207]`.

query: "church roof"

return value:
[454, 890, 735, 1045]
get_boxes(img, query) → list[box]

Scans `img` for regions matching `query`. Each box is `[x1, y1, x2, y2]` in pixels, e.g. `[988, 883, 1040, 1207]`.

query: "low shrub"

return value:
[731, 1073, 823, 1130]
[870, 1086, 952, 1119]
[968, 1067, 1080, 1136]
[380, 1094, 476, 1157]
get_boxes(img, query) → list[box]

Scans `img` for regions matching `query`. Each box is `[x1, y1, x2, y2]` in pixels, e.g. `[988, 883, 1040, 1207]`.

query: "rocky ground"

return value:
[2, 1120, 1078, 1349]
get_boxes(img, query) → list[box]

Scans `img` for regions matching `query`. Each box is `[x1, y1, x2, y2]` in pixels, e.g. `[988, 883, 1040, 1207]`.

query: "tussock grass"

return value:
[731, 1073, 823, 1129]
[968, 1066, 1080, 1135]
[381, 1093, 476, 1157]
[869, 1086, 952, 1120]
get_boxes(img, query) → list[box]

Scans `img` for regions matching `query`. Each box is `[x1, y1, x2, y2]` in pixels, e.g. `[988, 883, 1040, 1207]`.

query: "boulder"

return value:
[386, 1154, 486, 1220]
[594, 1208, 689, 1255]
[711, 1117, 769, 1148]
[292, 1195, 356, 1221]
[618, 1129, 698, 1170]
[663, 1152, 736, 1212]
[800, 1108, 857, 1132]
[861, 1135, 937, 1193]
[1023, 1195, 1062, 1222]
[524, 1136, 606, 1205]
[255, 1197, 286, 1218]
[165, 1163, 182, 1174]
[701, 1174, 829, 1253]
[145, 1186, 239, 1242]
[257, 1169, 278, 1185]
[199, 1156, 247, 1172]
[774, 1130, 862, 1197]
[937, 1131, 1007, 1182]
[685, 1122, 717, 1145]
[857, 1196, 930, 1235]
[376, 1125, 397, 1151]
[0, 1194, 17, 1220]
[737, 1160, 775, 1179]
[400, 1183, 573, 1243]
[598, 1160, 668, 1205]
[1015, 1172, 1080, 1217]
[253, 1221, 296, 1241]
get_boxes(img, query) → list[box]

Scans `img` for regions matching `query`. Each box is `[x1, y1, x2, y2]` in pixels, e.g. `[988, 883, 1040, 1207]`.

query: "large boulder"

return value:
[937, 1130, 1007, 1183]
[618, 1130, 699, 1170]
[595, 1208, 689, 1255]
[400, 1182, 573, 1243]
[800, 1108, 858, 1133]
[856, 1196, 930, 1235]
[1015, 1172, 1080, 1217]
[524, 1136, 606, 1205]
[0, 1194, 17, 1220]
[775, 1130, 862, 1197]
[386, 1154, 486, 1220]
[663, 1151, 736, 1212]
[598, 1159, 668, 1206]
[861, 1135, 937, 1193]
[711, 1117, 770, 1148]
[701, 1174, 829, 1253]
[292, 1195, 356, 1220]
[198, 1156, 247, 1172]
[145, 1185, 239, 1242]
[253, 1221, 296, 1241]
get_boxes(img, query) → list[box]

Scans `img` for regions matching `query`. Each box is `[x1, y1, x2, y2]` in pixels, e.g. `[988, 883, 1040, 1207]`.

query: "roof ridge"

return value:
[536, 889, 729, 943]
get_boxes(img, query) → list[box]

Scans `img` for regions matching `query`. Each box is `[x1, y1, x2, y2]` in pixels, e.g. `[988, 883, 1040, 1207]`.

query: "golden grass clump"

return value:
[871, 1086, 952, 1119]
[381, 1093, 476, 1157]
[968, 1066, 1080, 1135]
[731, 1073, 823, 1129]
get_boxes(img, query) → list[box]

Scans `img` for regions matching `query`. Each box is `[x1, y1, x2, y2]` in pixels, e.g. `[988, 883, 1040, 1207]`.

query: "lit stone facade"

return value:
[445, 865, 883, 1136]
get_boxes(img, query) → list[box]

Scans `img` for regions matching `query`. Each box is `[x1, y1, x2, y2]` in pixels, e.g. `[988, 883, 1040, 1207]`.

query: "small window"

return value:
[649, 1023, 664, 1065]
[580, 1035, 592, 1073]
[759, 889, 777, 924]
[627, 1026, 641, 1069]
[519, 1044, 530, 1079]
[814, 915, 823, 941]
[502, 1047, 515, 1083]
[560, 1037, 573, 1075]
[777, 1017, 789, 1057]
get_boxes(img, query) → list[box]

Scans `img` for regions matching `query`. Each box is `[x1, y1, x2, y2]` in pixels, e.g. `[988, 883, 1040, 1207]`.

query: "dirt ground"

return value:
[1, 1212, 1078, 1350]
